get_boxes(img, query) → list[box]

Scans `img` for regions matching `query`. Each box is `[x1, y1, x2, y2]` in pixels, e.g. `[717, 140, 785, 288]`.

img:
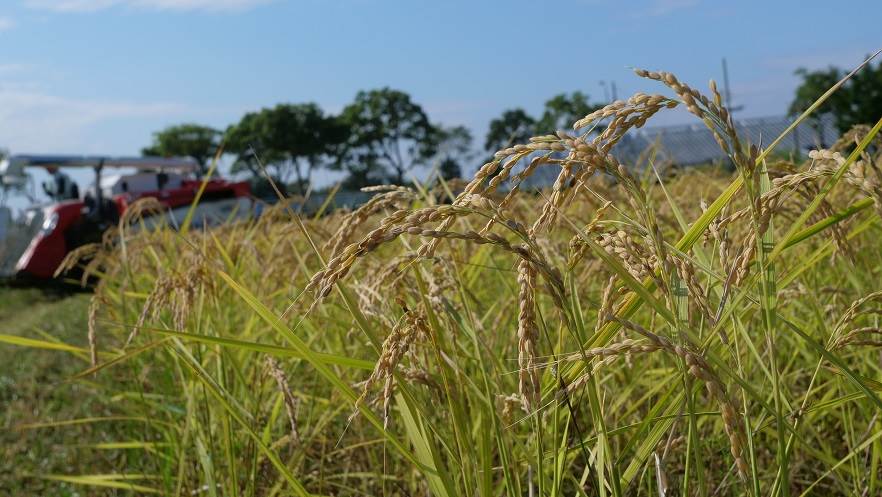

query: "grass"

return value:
[0, 287, 131, 496]
[3, 65, 882, 496]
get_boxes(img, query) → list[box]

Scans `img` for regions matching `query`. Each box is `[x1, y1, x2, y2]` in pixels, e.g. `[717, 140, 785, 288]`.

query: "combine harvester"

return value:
[0, 155, 251, 281]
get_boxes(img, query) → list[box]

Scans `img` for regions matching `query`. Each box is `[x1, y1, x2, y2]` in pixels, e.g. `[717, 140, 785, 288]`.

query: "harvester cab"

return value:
[0, 154, 252, 281]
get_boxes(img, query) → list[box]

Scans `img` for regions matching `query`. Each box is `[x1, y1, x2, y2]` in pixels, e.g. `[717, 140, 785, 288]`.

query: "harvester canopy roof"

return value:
[1, 154, 199, 173]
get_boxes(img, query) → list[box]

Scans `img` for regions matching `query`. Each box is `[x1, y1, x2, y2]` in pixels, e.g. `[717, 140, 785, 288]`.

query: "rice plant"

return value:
[5, 63, 882, 497]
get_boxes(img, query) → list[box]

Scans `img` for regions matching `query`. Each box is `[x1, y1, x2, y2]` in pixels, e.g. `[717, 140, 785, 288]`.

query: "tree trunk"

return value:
[292, 158, 306, 195]
[306, 157, 318, 193]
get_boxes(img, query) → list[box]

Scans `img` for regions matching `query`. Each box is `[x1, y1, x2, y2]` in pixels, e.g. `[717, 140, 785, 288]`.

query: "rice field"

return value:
[4, 67, 882, 496]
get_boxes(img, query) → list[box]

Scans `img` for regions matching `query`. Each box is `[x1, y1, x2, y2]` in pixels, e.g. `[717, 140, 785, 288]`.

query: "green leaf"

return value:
[39, 474, 162, 494]
[218, 270, 434, 473]
[144, 327, 375, 370]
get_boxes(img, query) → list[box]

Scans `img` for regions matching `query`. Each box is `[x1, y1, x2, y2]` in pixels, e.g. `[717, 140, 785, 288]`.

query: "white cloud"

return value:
[25, 0, 117, 12]
[0, 16, 15, 31]
[0, 64, 31, 75]
[0, 64, 22, 73]
[25, 0, 274, 13]
[0, 84, 184, 153]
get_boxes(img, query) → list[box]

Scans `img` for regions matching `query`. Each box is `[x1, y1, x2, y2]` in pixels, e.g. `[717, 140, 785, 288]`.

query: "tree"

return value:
[484, 108, 535, 153]
[225, 111, 273, 178]
[142, 123, 220, 173]
[224, 103, 346, 194]
[434, 125, 474, 180]
[790, 61, 882, 133]
[267, 103, 347, 193]
[536, 91, 603, 133]
[337, 88, 438, 186]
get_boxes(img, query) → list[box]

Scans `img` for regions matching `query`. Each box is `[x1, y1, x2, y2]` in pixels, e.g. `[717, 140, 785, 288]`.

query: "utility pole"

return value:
[722, 57, 732, 108]
[611, 80, 618, 101]
[721, 57, 744, 112]
[599, 81, 610, 102]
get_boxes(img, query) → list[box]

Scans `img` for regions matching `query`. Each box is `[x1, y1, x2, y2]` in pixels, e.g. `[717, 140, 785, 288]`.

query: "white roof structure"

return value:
[1, 155, 198, 174]
[0, 154, 197, 186]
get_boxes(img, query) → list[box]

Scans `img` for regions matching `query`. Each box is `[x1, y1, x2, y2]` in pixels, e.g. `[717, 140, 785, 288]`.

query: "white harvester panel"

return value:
[99, 172, 186, 197]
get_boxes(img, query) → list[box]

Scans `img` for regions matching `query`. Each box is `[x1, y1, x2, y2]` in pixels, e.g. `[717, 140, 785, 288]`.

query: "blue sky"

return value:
[0, 0, 880, 166]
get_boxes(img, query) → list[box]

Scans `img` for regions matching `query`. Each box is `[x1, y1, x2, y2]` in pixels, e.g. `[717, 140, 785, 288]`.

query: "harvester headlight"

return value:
[40, 212, 59, 235]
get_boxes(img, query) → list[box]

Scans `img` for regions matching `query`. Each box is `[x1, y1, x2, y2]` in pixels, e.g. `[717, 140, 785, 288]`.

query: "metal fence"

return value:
[613, 113, 838, 166]
[515, 114, 838, 190]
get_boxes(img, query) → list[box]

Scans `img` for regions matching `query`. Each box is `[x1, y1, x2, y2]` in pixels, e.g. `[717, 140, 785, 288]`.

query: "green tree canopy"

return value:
[141, 123, 220, 173]
[790, 60, 882, 133]
[225, 111, 284, 182]
[224, 103, 346, 193]
[337, 88, 438, 186]
[484, 108, 535, 152]
[536, 91, 603, 133]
